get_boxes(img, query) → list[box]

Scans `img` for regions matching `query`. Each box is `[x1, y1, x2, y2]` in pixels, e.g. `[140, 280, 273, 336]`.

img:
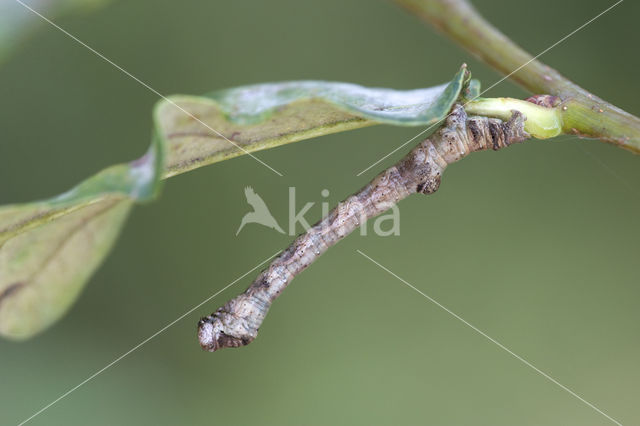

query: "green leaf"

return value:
[0, 65, 472, 339]
[462, 77, 481, 101]
[0, 141, 163, 340]
[155, 65, 471, 176]
[0, 198, 132, 339]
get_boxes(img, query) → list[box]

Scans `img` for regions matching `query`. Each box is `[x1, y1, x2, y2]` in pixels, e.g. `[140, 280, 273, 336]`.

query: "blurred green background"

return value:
[1, 0, 638, 424]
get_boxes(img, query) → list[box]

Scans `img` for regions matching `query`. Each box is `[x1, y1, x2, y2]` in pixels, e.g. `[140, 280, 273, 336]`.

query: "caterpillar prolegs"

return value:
[198, 104, 530, 352]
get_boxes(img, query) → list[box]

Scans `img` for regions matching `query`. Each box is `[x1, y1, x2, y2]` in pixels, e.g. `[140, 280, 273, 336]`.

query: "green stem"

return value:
[394, 0, 640, 153]
[465, 98, 562, 139]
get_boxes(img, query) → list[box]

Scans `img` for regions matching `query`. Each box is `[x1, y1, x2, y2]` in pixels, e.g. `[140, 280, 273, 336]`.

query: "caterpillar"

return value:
[198, 104, 530, 352]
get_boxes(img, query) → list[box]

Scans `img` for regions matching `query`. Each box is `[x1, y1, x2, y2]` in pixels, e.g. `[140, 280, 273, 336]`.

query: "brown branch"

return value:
[394, 0, 640, 153]
[198, 105, 530, 352]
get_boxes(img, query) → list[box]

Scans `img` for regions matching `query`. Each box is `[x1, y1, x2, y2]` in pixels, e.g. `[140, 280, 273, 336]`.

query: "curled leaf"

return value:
[155, 65, 472, 176]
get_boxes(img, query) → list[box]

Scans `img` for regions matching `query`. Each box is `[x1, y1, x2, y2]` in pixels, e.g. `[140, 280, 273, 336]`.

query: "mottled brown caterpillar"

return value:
[198, 104, 530, 352]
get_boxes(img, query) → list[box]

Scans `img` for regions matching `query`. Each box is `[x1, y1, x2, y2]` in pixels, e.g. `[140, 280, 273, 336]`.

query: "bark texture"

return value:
[198, 104, 529, 352]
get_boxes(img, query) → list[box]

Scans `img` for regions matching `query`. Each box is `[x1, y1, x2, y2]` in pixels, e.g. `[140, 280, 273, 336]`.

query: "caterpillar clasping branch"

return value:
[198, 104, 530, 352]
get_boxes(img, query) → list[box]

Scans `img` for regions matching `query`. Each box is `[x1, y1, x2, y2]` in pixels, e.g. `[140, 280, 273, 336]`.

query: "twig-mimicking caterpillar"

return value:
[198, 104, 529, 352]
